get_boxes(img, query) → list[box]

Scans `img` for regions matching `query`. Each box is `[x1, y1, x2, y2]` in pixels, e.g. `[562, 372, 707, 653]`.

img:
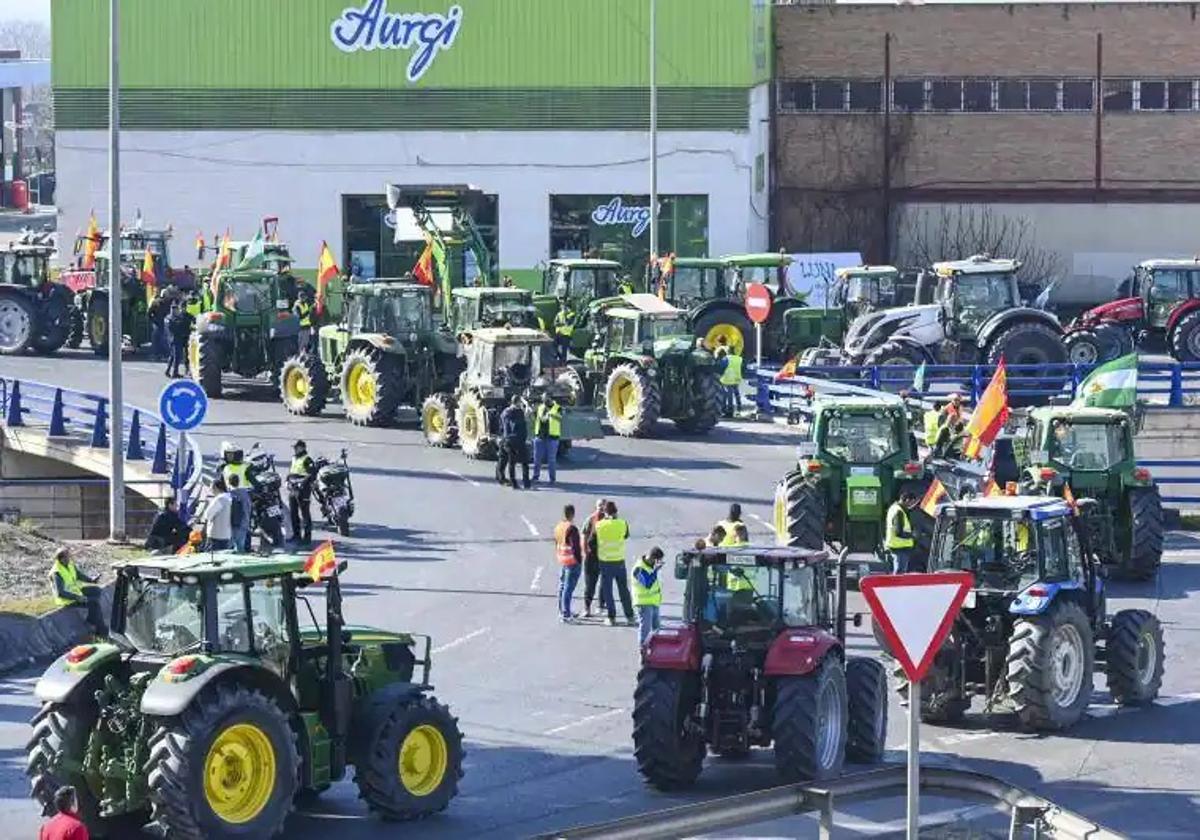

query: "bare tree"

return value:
[0, 19, 50, 58]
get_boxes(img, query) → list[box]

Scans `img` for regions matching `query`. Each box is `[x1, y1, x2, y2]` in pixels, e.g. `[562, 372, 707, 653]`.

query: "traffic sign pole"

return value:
[755, 322, 762, 371]
[907, 678, 920, 839]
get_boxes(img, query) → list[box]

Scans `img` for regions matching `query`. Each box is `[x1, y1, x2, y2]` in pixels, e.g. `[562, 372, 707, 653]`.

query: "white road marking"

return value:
[530, 567, 544, 590]
[521, 515, 540, 537]
[441, 467, 480, 487]
[543, 707, 626, 735]
[653, 467, 683, 480]
[432, 626, 489, 654]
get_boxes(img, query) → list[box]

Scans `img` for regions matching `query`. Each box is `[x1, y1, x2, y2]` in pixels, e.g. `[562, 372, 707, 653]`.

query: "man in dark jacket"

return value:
[144, 497, 189, 553]
[497, 396, 530, 489]
[581, 497, 606, 617]
[165, 300, 194, 378]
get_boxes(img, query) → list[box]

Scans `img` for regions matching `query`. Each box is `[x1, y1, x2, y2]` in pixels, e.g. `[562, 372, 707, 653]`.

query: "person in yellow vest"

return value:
[718, 341, 744, 418]
[716, 503, 745, 547]
[885, 491, 920, 573]
[704, 524, 727, 548]
[184, 291, 202, 318]
[923, 407, 941, 448]
[294, 287, 315, 352]
[532, 393, 563, 485]
[553, 306, 575, 363]
[555, 504, 583, 623]
[631, 546, 665, 646]
[48, 547, 106, 635]
[595, 501, 635, 626]
[724, 525, 756, 592]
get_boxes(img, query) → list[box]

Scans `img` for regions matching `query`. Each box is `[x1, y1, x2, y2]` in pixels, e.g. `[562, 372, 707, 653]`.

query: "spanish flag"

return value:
[982, 477, 1003, 497]
[209, 231, 231, 300]
[412, 241, 434, 287]
[304, 540, 337, 582]
[316, 241, 339, 315]
[963, 359, 1010, 460]
[775, 356, 799, 381]
[921, 478, 948, 516]
[142, 249, 157, 304]
[1062, 482, 1079, 515]
[82, 213, 100, 270]
[195, 231, 206, 261]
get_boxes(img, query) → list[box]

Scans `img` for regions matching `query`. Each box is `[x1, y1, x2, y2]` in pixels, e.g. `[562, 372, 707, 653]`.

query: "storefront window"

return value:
[342, 193, 499, 282]
[549, 195, 708, 276]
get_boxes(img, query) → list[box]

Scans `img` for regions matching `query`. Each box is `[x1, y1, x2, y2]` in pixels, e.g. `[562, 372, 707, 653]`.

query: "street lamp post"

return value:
[108, 0, 125, 541]
[648, 0, 659, 265]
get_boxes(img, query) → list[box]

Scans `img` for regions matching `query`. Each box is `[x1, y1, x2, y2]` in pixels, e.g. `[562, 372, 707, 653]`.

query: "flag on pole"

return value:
[963, 359, 1010, 460]
[982, 477, 1002, 497]
[304, 540, 338, 582]
[195, 231, 206, 262]
[912, 361, 927, 393]
[82, 212, 100, 270]
[775, 356, 799, 381]
[316, 241, 339, 316]
[1071, 353, 1138, 408]
[1062, 482, 1079, 515]
[412, 241, 435, 287]
[141, 249, 157, 304]
[921, 478, 948, 516]
[236, 229, 265, 270]
[209, 231, 231, 300]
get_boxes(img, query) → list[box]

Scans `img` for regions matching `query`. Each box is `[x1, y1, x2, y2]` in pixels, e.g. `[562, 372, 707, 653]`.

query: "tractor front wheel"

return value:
[1122, 486, 1164, 581]
[87, 297, 109, 357]
[146, 683, 300, 840]
[675, 369, 721, 434]
[774, 470, 826, 550]
[632, 668, 705, 790]
[845, 657, 887, 764]
[280, 353, 329, 416]
[421, 393, 458, 447]
[1169, 309, 1200, 362]
[194, 332, 223, 398]
[694, 309, 754, 358]
[0, 291, 34, 355]
[863, 341, 925, 393]
[772, 657, 848, 782]
[1065, 325, 1133, 366]
[66, 304, 84, 348]
[457, 392, 497, 459]
[605, 363, 661, 437]
[1105, 609, 1165, 706]
[1007, 600, 1094, 731]
[340, 348, 402, 427]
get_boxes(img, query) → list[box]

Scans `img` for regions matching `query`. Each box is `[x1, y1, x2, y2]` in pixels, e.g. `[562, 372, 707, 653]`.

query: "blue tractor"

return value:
[895, 495, 1165, 730]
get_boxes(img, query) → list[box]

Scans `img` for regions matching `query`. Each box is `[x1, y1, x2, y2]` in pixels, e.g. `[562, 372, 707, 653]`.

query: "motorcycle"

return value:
[246, 444, 287, 548]
[313, 449, 355, 537]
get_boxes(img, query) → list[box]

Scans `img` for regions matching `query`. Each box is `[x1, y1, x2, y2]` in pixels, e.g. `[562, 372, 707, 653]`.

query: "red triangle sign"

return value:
[860, 572, 974, 683]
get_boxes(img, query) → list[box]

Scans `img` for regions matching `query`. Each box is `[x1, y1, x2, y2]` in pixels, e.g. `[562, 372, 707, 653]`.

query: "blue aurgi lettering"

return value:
[330, 0, 463, 83]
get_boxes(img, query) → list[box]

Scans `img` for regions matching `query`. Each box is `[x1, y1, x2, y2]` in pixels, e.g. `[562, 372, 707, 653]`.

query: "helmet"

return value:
[293, 439, 307, 453]
[219, 441, 243, 463]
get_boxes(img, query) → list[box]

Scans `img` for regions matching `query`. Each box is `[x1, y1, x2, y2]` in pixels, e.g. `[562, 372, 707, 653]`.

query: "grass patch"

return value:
[0, 594, 57, 617]
[1178, 513, 1200, 531]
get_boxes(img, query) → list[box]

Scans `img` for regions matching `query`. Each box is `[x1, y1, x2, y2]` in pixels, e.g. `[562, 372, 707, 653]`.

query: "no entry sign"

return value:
[744, 282, 772, 324]
[860, 572, 974, 683]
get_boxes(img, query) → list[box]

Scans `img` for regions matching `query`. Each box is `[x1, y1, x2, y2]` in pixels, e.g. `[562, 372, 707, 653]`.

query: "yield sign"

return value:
[860, 572, 974, 682]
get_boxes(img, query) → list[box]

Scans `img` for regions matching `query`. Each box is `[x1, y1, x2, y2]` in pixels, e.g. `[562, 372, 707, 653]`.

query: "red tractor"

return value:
[1064, 259, 1200, 364]
[60, 224, 196, 294]
[633, 546, 887, 789]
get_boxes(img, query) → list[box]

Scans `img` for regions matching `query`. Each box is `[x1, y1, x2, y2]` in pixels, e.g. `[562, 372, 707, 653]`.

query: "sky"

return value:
[3, 0, 50, 25]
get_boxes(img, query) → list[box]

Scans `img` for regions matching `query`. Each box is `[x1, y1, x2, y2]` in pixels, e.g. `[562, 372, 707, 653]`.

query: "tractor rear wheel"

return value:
[845, 657, 887, 764]
[774, 470, 826, 550]
[146, 683, 299, 840]
[351, 691, 464, 820]
[894, 652, 969, 724]
[1122, 486, 1164, 581]
[194, 332, 223, 398]
[0, 291, 34, 355]
[772, 657, 847, 782]
[986, 321, 1068, 406]
[605, 363, 661, 437]
[279, 353, 329, 416]
[632, 668, 704, 790]
[674, 369, 721, 434]
[66, 304, 84, 348]
[1169, 309, 1200, 362]
[421, 393, 458, 447]
[1105, 609, 1165, 706]
[863, 341, 925, 393]
[695, 309, 754, 358]
[87, 297, 109, 357]
[340, 348, 402, 427]
[1065, 324, 1132, 366]
[457, 392, 497, 459]
[1007, 600, 1094, 731]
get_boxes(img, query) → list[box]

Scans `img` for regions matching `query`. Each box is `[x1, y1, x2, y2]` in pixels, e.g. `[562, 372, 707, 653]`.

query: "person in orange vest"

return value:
[555, 504, 583, 623]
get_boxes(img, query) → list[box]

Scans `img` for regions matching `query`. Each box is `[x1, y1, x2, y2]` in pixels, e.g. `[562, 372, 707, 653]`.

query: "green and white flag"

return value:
[1072, 353, 1137, 407]
[235, 230, 264, 270]
[912, 361, 927, 393]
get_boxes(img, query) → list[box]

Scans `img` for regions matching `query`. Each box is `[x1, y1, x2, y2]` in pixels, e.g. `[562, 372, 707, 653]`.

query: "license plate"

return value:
[267, 505, 282, 517]
[276, 299, 290, 310]
[851, 489, 877, 506]
[850, 466, 874, 476]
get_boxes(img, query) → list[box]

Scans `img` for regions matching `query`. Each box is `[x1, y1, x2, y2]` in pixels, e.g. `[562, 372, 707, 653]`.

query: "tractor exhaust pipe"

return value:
[325, 565, 352, 780]
[835, 548, 849, 645]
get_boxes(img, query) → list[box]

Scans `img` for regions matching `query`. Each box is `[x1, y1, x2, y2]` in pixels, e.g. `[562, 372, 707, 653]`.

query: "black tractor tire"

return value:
[66, 304, 84, 348]
[1169, 309, 1200, 362]
[340, 348, 403, 427]
[772, 657, 848, 783]
[351, 691, 464, 820]
[457, 391, 497, 459]
[1065, 324, 1133, 367]
[632, 668, 705, 790]
[146, 683, 300, 840]
[986, 321, 1068, 406]
[336, 507, 352, 537]
[1006, 600, 1094, 731]
[1121, 486, 1164, 581]
[774, 470, 826, 550]
[845, 657, 888, 764]
[605, 362, 661, 438]
[86, 296, 109, 357]
[194, 332, 223, 398]
[0, 291, 34, 355]
[863, 341, 926, 393]
[674, 369, 721, 434]
[556, 366, 588, 407]
[694, 308, 755, 358]
[260, 515, 285, 549]
[269, 337, 300, 387]
[420, 393, 458, 447]
[279, 353, 329, 416]
[893, 653, 969, 724]
[1105, 609, 1165, 706]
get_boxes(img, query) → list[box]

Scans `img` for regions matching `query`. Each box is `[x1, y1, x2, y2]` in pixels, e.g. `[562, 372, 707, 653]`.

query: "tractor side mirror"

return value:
[675, 558, 690, 580]
[852, 613, 863, 628]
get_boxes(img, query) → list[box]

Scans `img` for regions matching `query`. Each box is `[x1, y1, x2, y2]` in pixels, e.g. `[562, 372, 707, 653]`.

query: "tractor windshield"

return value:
[695, 562, 817, 628]
[644, 315, 690, 340]
[932, 515, 1042, 590]
[554, 268, 619, 300]
[670, 266, 722, 303]
[222, 281, 271, 314]
[1049, 421, 1127, 470]
[948, 273, 1019, 325]
[121, 235, 166, 258]
[481, 298, 531, 327]
[351, 293, 430, 336]
[821, 413, 899, 464]
[122, 578, 204, 655]
[490, 342, 546, 381]
[845, 274, 894, 308]
[3, 253, 49, 287]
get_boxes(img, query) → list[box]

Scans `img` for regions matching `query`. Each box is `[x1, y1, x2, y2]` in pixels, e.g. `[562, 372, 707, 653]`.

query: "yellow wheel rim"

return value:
[345, 361, 376, 408]
[608, 374, 638, 421]
[773, 483, 787, 545]
[285, 367, 308, 400]
[203, 723, 276, 824]
[188, 338, 200, 374]
[399, 724, 448, 797]
[90, 313, 105, 342]
[461, 403, 480, 442]
[704, 323, 745, 356]
[424, 404, 444, 435]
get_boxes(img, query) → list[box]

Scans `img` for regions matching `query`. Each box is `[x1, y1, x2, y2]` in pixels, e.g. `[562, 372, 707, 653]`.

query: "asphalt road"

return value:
[1, 351, 1198, 838]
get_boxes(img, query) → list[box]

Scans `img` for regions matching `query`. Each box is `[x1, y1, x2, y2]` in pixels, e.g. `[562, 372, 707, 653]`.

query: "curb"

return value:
[0, 586, 113, 676]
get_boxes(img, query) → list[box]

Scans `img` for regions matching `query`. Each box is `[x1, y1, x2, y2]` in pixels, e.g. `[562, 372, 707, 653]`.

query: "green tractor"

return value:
[791, 265, 909, 365]
[774, 394, 932, 576]
[79, 248, 153, 357]
[1017, 404, 1164, 580]
[574, 294, 722, 438]
[533, 258, 624, 355]
[420, 326, 602, 457]
[0, 232, 75, 355]
[684, 252, 806, 360]
[189, 268, 300, 398]
[446, 286, 539, 332]
[26, 551, 463, 839]
[280, 280, 458, 426]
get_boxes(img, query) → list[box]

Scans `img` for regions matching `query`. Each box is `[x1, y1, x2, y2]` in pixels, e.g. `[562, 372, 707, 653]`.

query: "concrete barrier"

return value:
[1139, 408, 1200, 511]
[0, 586, 113, 676]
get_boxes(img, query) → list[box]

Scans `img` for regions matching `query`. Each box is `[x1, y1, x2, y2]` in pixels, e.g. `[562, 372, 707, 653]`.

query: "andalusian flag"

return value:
[963, 359, 1010, 460]
[82, 213, 100, 270]
[430, 236, 450, 303]
[912, 361, 927, 393]
[412, 241, 434, 287]
[142, 249, 157, 304]
[316, 241, 339, 315]
[236, 229, 265, 270]
[304, 540, 337, 582]
[1072, 353, 1138, 408]
[921, 478, 948, 516]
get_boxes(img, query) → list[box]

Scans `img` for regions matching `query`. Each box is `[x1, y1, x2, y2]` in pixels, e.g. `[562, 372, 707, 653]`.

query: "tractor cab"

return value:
[722, 252, 795, 299]
[448, 286, 537, 332]
[1130, 259, 1200, 330]
[542, 258, 623, 303]
[932, 255, 1022, 336]
[1, 241, 53, 289]
[341, 280, 432, 343]
[210, 269, 292, 324]
[593, 294, 694, 355]
[832, 265, 901, 322]
[658, 257, 727, 310]
[461, 326, 557, 394]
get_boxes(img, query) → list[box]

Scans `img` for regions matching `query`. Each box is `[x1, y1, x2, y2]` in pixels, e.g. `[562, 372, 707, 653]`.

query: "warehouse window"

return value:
[1103, 80, 1133, 111]
[893, 80, 925, 112]
[814, 81, 845, 111]
[778, 81, 814, 112]
[848, 81, 882, 112]
[998, 80, 1027, 110]
[930, 80, 962, 111]
[1028, 81, 1058, 111]
[777, 79, 883, 113]
[1062, 81, 1093, 111]
[1139, 81, 1166, 110]
[963, 80, 994, 112]
[1168, 81, 1195, 111]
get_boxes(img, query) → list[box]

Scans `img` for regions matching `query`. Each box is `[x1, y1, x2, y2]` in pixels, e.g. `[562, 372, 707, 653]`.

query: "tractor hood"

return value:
[844, 305, 939, 355]
[651, 336, 696, 357]
[1073, 296, 1144, 329]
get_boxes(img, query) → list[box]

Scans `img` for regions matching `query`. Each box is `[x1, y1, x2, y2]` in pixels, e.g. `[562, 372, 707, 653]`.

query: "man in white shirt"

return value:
[203, 478, 234, 551]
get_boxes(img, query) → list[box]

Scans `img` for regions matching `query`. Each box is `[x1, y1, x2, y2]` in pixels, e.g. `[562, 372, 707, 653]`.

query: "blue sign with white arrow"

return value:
[159, 381, 208, 432]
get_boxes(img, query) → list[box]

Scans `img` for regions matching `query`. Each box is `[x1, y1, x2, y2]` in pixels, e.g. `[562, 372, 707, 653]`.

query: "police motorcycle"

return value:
[312, 448, 355, 537]
[245, 443, 287, 548]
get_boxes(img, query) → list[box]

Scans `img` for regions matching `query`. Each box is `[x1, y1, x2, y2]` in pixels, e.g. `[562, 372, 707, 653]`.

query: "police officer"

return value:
[532, 392, 563, 485]
[220, 441, 248, 487]
[553, 305, 575, 363]
[294, 288, 315, 353]
[288, 439, 317, 546]
[48, 547, 106, 635]
[885, 491, 920, 573]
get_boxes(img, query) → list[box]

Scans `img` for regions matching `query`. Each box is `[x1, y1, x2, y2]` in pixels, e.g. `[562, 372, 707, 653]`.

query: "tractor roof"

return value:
[814, 394, 904, 411]
[453, 287, 530, 300]
[619, 293, 683, 315]
[947, 495, 1073, 520]
[933, 255, 1020, 276]
[1139, 258, 1200, 270]
[216, 268, 279, 281]
[1029, 405, 1129, 423]
[672, 257, 724, 269]
[347, 280, 429, 296]
[722, 252, 793, 267]
[468, 325, 550, 344]
[113, 550, 316, 581]
[549, 258, 623, 269]
[835, 265, 899, 278]
[682, 545, 829, 566]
